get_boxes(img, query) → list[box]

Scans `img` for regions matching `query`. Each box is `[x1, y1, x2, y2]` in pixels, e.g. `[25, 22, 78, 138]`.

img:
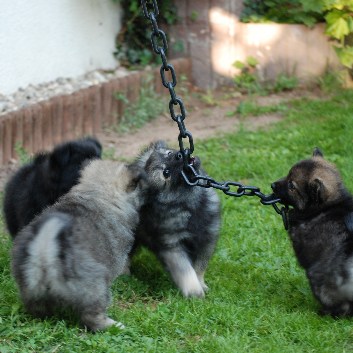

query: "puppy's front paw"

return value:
[183, 287, 205, 298]
[179, 273, 205, 298]
[163, 251, 206, 298]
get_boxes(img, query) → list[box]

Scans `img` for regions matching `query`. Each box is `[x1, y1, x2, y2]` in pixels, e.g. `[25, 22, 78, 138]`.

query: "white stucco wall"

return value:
[0, 0, 121, 95]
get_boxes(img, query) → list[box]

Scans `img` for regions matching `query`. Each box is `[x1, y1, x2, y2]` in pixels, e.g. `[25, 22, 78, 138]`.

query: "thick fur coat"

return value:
[271, 149, 353, 316]
[130, 141, 221, 298]
[3, 137, 102, 238]
[11, 160, 146, 331]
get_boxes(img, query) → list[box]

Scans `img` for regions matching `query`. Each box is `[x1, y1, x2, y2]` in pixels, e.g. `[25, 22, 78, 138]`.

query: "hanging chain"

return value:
[140, 0, 289, 229]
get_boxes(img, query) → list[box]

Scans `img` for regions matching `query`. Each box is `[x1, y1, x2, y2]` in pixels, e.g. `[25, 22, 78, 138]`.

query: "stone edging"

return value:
[0, 58, 191, 165]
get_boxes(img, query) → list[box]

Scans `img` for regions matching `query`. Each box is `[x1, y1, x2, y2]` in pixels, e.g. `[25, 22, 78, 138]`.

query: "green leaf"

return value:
[347, 16, 353, 32]
[335, 46, 353, 67]
[325, 11, 350, 39]
[246, 56, 259, 67]
[233, 60, 246, 69]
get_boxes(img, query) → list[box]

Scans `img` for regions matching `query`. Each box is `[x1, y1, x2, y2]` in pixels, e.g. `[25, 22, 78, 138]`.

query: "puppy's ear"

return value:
[84, 137, 102, 157]
[152, 140, 168, 150]
[127, 164, 148, 191]
[309, 178, 327, 204]
[50, 145, 71, 170]
[312, 147, 324, 158]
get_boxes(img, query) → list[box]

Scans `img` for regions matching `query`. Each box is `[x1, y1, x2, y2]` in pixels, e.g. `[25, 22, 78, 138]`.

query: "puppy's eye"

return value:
[167, 151, 173, 156]
[163, 168, 171, 178]
[288, 181, 295, 191]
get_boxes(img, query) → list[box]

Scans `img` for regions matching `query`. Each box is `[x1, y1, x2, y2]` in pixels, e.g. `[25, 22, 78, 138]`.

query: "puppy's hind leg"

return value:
[80, 306, 124, 332]
[160, 249, 204, 298]
[24, 297, 54, 319]
[78, 286, 125, 331]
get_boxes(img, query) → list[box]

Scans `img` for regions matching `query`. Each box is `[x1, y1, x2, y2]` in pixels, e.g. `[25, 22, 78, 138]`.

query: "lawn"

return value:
[1, 89, 353, 352]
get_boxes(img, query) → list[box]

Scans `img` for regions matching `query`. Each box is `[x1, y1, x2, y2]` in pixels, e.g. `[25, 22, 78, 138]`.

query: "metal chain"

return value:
[140, 0, 289, 229]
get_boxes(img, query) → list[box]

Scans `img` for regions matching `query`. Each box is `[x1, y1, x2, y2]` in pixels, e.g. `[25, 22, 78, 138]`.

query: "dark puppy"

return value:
[271, 148, 353, 317]
[3, 137, 102, 238]
[130, 141, 221, 298]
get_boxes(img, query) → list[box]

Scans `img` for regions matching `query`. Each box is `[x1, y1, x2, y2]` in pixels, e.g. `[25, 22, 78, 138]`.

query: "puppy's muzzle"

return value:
[175, 152, 196, 166]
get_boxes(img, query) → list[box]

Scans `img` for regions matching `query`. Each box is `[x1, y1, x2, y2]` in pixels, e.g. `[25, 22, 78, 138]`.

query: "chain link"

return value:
[140, 0, 289, 229]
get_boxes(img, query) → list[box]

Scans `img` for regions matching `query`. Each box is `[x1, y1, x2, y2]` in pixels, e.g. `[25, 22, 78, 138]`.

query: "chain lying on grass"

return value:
[140, 0, 289, 229]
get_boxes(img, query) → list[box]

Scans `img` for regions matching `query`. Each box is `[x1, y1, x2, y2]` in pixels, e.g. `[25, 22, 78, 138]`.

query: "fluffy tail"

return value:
[13, 213, 71, 297]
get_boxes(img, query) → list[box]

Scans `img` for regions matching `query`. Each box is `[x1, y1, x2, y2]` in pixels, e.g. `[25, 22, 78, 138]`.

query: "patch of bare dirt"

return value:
[0, 87, 321, 192]
[96, 87, 289, 161]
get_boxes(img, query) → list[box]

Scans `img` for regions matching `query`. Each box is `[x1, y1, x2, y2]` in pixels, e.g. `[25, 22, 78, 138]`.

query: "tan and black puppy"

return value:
[271, 148, 353, 317]
[12, 160, 146, 331]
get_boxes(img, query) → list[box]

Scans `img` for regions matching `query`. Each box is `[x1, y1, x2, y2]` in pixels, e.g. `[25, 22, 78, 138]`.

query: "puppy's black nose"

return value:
[271, 183, 276, 191]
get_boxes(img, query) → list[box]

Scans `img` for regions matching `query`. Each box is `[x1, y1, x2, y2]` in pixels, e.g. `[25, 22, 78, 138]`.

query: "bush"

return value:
[232, 57, 298, 95]
[240, 0, 323, 26]
[113, 0, 178, 68]
[241, 0, 353, 70]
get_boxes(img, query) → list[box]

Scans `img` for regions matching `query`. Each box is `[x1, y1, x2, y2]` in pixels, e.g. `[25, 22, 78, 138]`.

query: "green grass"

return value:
[232, 99, 288, 117]
[1, 89, 353, 352]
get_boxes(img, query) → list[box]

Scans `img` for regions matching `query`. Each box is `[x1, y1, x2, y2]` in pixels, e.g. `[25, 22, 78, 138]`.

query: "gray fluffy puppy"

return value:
[130, 140, 221, 298]
[11, 160, 146, 331]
